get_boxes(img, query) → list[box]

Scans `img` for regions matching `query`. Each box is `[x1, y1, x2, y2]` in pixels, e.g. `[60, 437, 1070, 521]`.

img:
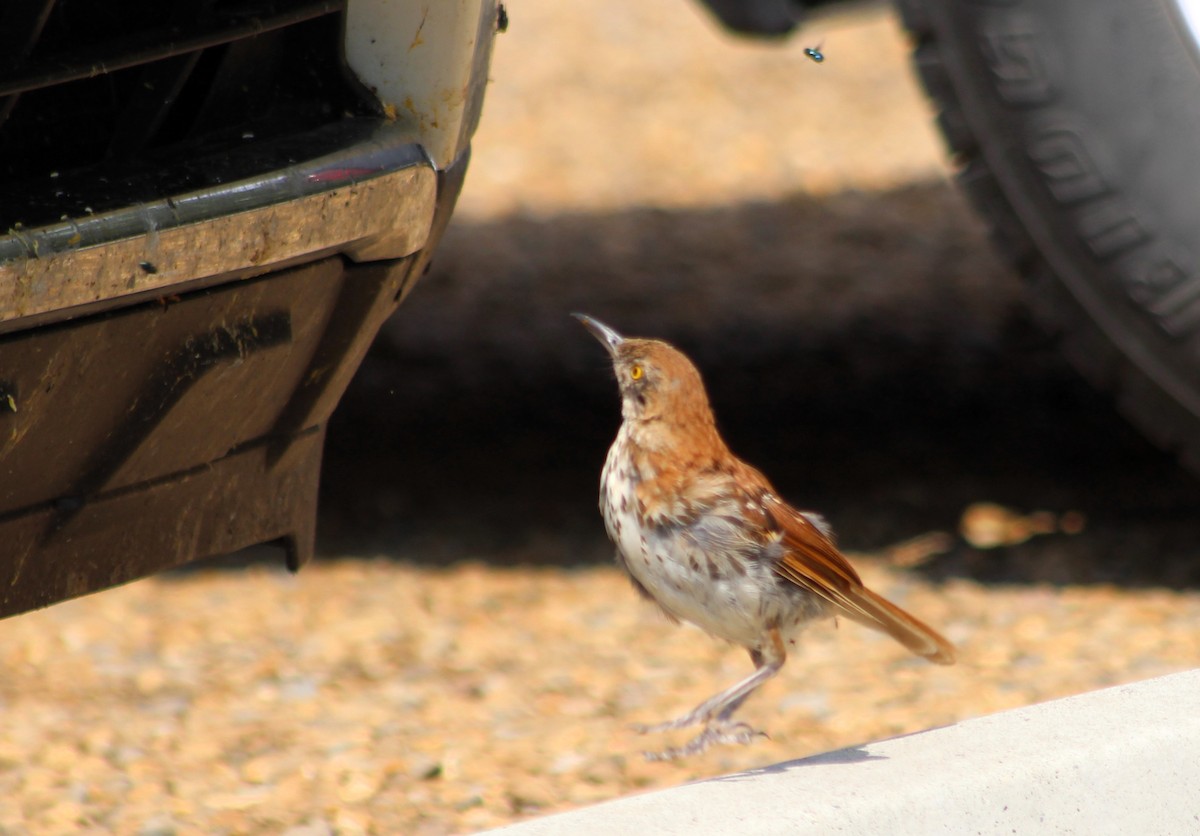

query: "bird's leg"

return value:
[633, 655, 780, 734]
[638, 630, 786, 760]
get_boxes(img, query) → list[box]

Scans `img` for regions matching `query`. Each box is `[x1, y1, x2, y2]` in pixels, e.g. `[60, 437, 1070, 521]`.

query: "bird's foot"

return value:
[641, 720, 768, 761]
[632, 699, 734, 734]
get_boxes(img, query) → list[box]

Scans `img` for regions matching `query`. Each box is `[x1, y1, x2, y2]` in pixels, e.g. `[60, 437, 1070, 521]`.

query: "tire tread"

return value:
[896, 0, 1200, 472]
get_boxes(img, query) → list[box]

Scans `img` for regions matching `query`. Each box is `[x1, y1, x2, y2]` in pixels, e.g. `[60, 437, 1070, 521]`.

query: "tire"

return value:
[895, 0, 1200, 472]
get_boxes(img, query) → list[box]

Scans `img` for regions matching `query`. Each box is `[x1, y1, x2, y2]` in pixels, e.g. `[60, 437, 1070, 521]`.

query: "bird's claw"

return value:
[640, 720, 768, 761]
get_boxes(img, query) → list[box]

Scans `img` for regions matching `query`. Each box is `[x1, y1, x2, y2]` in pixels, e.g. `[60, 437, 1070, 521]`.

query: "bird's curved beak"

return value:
[572, 313, 624, 357]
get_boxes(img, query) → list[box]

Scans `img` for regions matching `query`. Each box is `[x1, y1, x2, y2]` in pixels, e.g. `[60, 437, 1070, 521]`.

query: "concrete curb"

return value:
[484, 668, 1200, 834]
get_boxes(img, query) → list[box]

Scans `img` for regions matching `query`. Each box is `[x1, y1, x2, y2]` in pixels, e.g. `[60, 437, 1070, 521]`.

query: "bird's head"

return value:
[574, 314, 716, 429]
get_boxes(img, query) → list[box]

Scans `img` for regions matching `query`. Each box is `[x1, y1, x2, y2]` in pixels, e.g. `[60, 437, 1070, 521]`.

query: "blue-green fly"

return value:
[804, 42, 825, 63]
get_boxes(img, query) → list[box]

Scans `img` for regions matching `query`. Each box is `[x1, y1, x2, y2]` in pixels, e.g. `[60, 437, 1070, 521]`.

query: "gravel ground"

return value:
[5, 2, 1200, 834]
[6, 558, 1200, 834]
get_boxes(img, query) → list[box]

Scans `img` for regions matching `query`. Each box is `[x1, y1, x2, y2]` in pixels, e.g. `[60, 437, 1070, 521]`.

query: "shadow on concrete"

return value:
[317, 179, 1200, 588]
[711, 745, 889, 780]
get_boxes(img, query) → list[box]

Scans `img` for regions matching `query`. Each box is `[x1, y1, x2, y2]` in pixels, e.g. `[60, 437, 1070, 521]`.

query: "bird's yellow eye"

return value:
[630, 365, 643, 381]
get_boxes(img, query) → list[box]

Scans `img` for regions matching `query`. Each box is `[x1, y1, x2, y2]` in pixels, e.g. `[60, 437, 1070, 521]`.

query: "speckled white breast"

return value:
[599, 427, 824, 650]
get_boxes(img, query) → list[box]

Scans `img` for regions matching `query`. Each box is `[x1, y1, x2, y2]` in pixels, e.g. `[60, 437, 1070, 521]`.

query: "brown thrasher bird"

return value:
[575, 314, 955, 760]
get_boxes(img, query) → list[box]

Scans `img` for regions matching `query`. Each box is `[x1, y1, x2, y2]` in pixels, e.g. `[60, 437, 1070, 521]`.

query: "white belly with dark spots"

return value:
[600, 443, 823, 648]
[637, 527, 779, 646]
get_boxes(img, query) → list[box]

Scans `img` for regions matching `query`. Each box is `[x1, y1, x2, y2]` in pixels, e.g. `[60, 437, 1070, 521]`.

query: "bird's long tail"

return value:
[840, 585, 956, 665]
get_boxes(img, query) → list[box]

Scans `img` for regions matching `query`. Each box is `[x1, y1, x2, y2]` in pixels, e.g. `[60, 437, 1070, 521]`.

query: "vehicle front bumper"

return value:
[0, 118, 471, 618]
